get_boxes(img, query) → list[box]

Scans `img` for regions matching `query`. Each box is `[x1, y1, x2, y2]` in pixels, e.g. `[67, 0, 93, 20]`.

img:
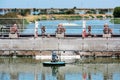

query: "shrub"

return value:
[111, 18, 120, 24]
[96, 15, 103, 19]
[41, 16, 47, 20]
[113, 7, 120, 18]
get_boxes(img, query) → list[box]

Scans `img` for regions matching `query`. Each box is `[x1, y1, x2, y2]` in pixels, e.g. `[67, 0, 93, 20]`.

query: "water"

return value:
[0, 58, 120, 80]
[22, 19, 120, 35]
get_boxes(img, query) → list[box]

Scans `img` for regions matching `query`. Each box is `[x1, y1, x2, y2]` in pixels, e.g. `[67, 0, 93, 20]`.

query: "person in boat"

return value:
[51, 51, 59, 62]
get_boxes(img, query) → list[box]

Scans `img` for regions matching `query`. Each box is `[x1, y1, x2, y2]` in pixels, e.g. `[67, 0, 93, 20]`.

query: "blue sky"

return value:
[0, 0, 120, 8]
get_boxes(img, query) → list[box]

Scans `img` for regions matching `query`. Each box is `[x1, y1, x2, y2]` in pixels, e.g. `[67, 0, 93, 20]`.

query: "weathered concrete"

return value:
[0, 37, 120, 52]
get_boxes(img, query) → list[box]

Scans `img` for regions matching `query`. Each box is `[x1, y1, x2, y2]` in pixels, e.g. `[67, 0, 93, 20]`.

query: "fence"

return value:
[0, 18, 120, 37]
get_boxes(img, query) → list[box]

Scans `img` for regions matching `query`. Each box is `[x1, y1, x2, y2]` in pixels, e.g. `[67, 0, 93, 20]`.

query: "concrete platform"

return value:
[0, 37, 120, 52]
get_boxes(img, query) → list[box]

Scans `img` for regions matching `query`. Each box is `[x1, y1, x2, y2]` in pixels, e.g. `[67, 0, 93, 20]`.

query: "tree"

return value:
[99, 9, 105, 14]
[113, 7, 120, 18]
[21, 9, 30, 16]
[73, 6, 77, 9]
[41, 9, 47, 14]
[65, 9, 75, 14]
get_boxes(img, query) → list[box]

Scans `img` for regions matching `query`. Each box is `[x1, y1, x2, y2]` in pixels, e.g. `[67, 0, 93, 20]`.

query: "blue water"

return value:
[1, 72, 120, 80]
[22, 20, 120, 35]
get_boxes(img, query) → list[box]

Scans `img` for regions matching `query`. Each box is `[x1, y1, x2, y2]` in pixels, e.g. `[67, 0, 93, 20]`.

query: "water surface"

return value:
[23, 20, 120, 35]
[0, 58, 120, 80]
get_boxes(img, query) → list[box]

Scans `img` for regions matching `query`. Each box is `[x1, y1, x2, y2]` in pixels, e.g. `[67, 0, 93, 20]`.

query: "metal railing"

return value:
[0, 18, 120, 37]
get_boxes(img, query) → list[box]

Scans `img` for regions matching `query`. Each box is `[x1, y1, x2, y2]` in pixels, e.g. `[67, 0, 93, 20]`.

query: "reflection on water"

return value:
[0, 58, 120, 80]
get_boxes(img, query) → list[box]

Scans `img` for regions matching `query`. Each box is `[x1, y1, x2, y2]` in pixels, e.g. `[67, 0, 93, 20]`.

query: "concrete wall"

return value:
[0, 37, 120, 51]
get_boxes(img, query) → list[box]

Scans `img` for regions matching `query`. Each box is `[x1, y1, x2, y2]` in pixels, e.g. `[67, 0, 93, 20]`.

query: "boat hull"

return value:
[43, 61, 65, 66]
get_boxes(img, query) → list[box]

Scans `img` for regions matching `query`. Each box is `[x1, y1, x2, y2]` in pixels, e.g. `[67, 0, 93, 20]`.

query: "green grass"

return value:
[110, 18, 120, 24]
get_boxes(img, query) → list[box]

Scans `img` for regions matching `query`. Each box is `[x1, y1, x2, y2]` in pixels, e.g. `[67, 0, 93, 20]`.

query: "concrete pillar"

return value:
[82, 20, 86, 39]
[34, 21, 39, 38]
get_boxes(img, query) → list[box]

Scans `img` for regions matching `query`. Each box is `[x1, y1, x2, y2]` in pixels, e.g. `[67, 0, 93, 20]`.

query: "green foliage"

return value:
[0, 12, 28, 32]
[55, 15, 82, 20]
[68, 16, 82, 20]
[73, 6, 77, 9]
[0, 12, 28, 24]
[0, 12, 20, 25]
[99, 10, 105, 14]
[113, 7, 120, 18]
[85, 10, 96, 14]
[21, 9, 31, 16]
[41, 16, 47, 20]
[106, 15, 112, 18]
[86, 10, 93, 14]
[40, 9, 47, 14]
[84, 16, 89, 19]
[89, 15, 94, 18]
[0, 12, 18, 18]
[65, 9, 75, 14]
[111, 18, 120, 24]
[96, 15, 103, 18]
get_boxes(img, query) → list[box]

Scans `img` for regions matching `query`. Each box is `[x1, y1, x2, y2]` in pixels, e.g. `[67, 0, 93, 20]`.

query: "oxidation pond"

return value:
[23, 20, 120, 35]
[0, 58, 120, 80]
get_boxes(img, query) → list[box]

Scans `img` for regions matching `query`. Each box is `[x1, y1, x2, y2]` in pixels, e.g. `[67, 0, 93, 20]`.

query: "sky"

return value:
[0, 0, 120, 8]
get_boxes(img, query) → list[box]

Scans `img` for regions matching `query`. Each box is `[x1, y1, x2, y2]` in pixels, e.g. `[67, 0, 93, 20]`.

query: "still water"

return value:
[23, 20, 120, 35]
[0, 58, 120, 80]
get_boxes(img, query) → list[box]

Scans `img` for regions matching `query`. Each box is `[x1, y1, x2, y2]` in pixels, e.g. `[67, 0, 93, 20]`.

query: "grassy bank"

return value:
[110, 18, 120, 24]
[23, 14, 113, 22]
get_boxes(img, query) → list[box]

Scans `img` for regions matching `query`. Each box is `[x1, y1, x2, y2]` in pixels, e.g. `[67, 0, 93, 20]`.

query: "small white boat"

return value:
[59, 23, 79, 26]
[43, 51, 65, 66]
